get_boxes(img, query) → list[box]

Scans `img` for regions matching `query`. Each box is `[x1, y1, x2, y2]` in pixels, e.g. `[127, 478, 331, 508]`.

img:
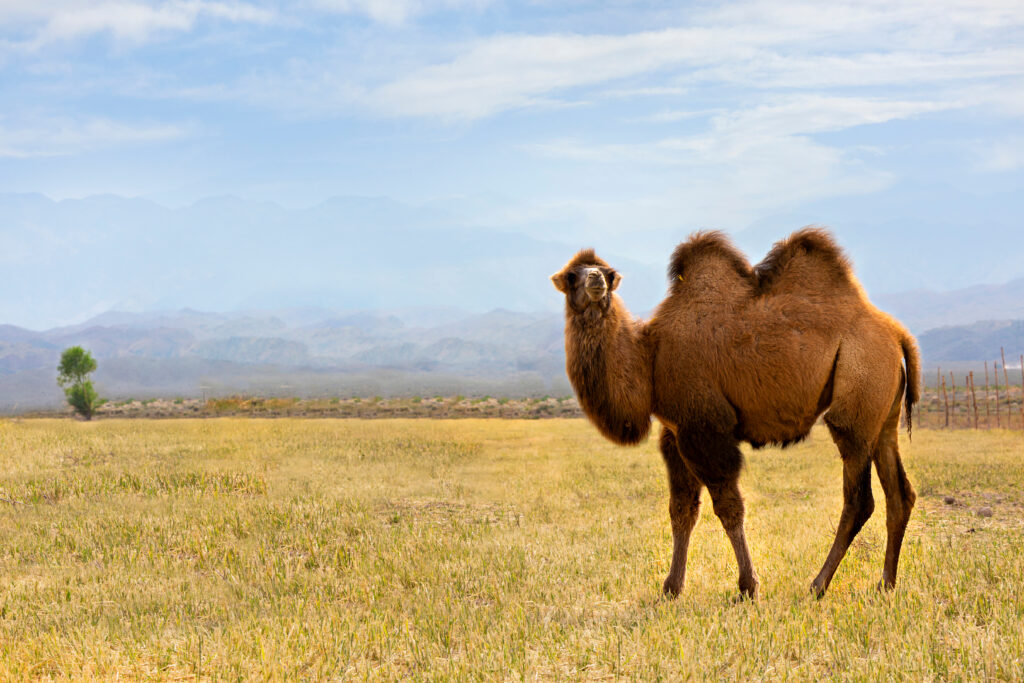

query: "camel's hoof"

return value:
[736, 582, 758, 602]
[731, 592, 754, 604]
[662, 576, 681, 598]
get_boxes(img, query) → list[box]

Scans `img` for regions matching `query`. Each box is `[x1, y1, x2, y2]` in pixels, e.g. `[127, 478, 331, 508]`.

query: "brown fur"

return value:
[552, 226, 921, 598]
[552, 249, 651, 445]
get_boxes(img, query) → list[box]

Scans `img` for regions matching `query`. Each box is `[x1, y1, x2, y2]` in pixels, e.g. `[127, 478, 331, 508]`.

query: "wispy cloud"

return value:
[1, 1, 274, 47]
[517, 94, 954, 238]
[352, 1, 1024, 120]
[530, 95, 952, 164]
[50, 0, 1019, 125]
[711, 95, 952, 143]
[0, 117, 193, 157]
[362, 28, 744, 119]
[689, 49, 1024, 91]
[500, 133, 895, 254]
[1, 0, 1021, 240]
[308, 0, 491, 26]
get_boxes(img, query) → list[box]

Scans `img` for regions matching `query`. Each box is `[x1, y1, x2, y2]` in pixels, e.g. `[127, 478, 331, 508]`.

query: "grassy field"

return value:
[0, 418, 1022, 680]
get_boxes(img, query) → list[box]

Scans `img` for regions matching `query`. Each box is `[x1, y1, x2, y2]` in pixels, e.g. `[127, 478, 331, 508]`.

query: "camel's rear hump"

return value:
[754, 227, 858, 297]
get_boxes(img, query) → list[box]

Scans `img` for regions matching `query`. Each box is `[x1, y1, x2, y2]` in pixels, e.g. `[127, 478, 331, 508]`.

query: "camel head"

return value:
[551, 249, 621, 314]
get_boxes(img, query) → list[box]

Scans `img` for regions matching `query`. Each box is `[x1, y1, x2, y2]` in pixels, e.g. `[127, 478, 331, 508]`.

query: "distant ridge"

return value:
[918, 319, 1024, 362]
[875, 278, 1024, 334]
[0, 307, 568, 410]
[3, 301, 1024, 411]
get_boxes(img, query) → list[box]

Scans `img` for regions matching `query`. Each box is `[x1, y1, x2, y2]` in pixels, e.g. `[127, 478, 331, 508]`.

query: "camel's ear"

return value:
[603, 268, 621, 291]
[551, 272, 567, 293]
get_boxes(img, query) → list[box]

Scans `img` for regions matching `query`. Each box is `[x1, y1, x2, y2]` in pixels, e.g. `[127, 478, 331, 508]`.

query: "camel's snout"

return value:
[584, 268, 607, 300]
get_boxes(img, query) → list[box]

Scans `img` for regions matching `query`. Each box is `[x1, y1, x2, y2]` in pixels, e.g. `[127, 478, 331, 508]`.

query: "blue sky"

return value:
[2, 1, 1023, 327]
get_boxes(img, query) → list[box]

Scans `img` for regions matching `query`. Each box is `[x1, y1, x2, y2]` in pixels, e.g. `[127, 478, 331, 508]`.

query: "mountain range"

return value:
[2, 295, 1023, 412]
[3, 191, 1022, 411]
[0, 307, 571, 411]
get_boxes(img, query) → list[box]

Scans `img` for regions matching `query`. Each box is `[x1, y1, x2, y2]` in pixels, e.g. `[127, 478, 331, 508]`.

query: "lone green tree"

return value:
[57, 346, 105, 420]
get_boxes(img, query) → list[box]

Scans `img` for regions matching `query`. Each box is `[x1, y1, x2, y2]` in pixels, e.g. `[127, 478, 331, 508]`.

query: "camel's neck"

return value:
[565, 297, 652, 445]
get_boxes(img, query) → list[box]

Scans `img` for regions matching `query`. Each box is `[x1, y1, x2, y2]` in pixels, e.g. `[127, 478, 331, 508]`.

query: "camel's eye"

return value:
[566, 271, 578, 288]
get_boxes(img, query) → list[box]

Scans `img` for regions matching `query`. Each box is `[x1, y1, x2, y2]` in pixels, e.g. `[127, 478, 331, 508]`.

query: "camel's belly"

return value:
[733, 404, 821, 448]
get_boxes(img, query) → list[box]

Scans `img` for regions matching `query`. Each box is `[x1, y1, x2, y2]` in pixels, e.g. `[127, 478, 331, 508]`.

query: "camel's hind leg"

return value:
[658, 427, 703, 597]
[676, 431, 758, 599]
[873, 386, 916, 591]
[811, 424, 875, 597]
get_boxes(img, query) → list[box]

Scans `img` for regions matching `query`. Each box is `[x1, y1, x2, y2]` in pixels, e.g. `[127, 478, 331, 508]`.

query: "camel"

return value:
[551, 228, 920, 598]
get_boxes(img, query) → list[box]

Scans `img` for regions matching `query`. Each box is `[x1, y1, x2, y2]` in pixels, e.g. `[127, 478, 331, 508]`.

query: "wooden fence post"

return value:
[1001, 348, 1011, 428]
[984, 361, 991, 428]
[994, 360, 1001, 429]
[950, 371, 957, 428]
[942, 375, 949, 428]
[969, 371, 978, 429]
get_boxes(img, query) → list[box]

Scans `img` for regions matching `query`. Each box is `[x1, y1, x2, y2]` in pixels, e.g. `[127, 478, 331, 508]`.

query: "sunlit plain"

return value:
[0, 418, 1022, 679]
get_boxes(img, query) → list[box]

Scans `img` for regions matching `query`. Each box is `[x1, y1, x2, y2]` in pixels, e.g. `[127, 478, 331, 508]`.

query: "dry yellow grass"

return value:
[0, 418, 1022, 680]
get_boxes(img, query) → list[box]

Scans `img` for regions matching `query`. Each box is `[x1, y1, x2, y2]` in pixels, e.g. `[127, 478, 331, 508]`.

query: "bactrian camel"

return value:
[551, 228, 920, 598]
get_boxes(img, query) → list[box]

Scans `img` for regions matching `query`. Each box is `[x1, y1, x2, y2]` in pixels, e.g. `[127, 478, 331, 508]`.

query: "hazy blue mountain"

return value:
[193, 337, 310, 365]
[918, 320, 1024, 363]
[3, 301, 1023, 411]
[0, 307, 567, 410]
[2, 183, 1024, 412]
[5, 294, 1024, 412]
[875, 279, 1024, 334]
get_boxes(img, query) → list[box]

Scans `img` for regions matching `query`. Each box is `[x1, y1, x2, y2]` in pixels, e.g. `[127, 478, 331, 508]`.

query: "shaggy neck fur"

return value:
[564, 294, 652, 445]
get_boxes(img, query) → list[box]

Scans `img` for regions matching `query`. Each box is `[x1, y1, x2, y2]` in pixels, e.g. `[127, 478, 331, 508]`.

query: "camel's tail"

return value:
[899, 328, 922, 439]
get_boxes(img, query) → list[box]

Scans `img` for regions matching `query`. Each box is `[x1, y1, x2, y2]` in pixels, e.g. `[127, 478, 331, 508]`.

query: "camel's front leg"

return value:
[706, 478, 759, 599]
[658, 428, 702, 597]
[676, 429, 758, 599]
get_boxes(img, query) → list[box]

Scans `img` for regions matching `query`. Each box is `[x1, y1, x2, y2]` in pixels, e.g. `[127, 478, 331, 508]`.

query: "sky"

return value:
[1, 0, 1023, 328]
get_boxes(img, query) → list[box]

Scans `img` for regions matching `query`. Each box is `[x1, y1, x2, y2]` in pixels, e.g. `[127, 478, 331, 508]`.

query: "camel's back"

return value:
[648, 227, 893, 443]
[651, 228, 878, 357]
[661, 228, 866, 321]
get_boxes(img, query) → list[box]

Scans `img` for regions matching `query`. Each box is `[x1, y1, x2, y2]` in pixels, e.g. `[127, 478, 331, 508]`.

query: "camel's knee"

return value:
[853, 489, 875, 530]
[878, 446, 915, 523]
[898, 459, 916, 511]
[708, 485, 745, 529]
[887, 484, 914, 531]
[669, 494, 700, 529]
[671, 488, 701, 513]
[840, 479, 874, 540]
[841, 461, 874, 532]
[897, 477, 915, 520]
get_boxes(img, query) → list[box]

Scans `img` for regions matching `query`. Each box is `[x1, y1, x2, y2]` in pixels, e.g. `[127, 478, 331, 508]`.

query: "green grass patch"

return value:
[0, 419, 1021, 679]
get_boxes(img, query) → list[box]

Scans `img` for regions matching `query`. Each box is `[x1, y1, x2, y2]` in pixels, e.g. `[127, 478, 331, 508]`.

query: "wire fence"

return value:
[915, 348, 1024, 430]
